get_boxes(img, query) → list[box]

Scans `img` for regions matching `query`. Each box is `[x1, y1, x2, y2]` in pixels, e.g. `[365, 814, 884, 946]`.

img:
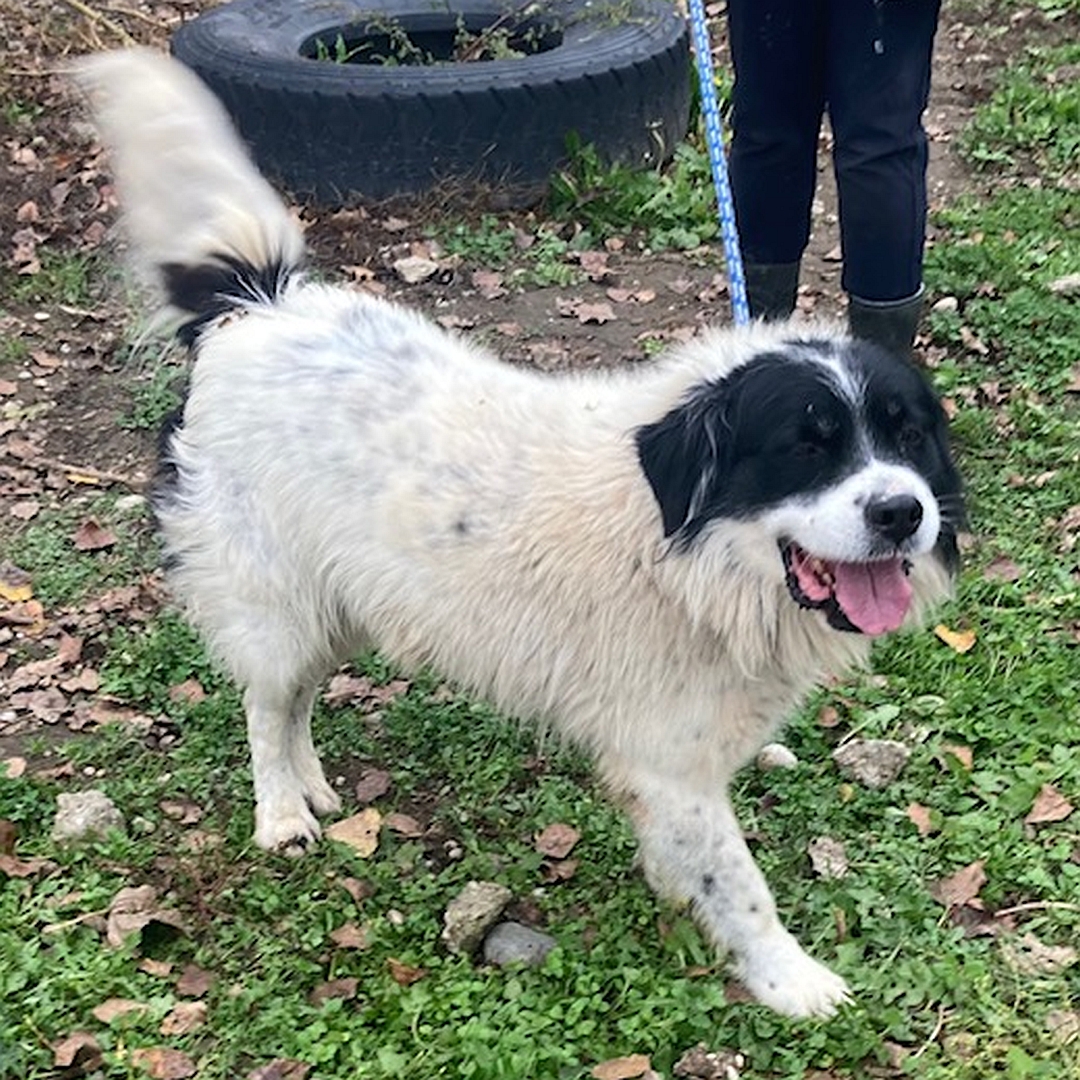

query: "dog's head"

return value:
[636, 336, 964, 635]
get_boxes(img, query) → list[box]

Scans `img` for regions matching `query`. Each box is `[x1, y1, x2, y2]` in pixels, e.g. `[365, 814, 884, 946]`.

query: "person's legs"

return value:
[727, 0, 827, 319]
[826, 0, 941, 351]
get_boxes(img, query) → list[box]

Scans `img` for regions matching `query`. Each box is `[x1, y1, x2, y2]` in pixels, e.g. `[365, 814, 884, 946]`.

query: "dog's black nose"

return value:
[866, 494, 923, 545]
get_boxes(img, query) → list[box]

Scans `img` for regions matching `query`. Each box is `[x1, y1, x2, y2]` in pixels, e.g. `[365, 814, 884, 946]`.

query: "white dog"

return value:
[79, 49, 963, 1018]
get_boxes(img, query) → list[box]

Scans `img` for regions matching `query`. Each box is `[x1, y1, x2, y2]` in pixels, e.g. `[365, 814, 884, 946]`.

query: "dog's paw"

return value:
[254, 801, 322, 855]
[736, 933, 851, 1018]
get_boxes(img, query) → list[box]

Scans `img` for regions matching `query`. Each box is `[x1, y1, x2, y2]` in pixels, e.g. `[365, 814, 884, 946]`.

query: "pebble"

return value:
[441, 880, 512, 954]
[832, 738, 910, 789]
[51, 789, 126, 841]
[755, 742, 798, 771]
[482, 921, 557, 967]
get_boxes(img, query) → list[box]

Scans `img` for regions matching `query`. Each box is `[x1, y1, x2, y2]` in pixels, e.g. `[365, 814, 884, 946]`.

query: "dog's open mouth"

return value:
[781, 542, 913, 636]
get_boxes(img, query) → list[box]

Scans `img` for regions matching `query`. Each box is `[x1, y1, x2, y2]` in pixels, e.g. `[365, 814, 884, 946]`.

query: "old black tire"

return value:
[171, 0, 691, 202]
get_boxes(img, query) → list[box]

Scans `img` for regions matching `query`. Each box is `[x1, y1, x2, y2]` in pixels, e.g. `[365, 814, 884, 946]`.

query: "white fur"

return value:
[80, 49, 956, 1019]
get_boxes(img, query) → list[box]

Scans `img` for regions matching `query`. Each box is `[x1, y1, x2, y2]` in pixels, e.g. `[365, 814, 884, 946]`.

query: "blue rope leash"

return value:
[685, 0, 750, 326]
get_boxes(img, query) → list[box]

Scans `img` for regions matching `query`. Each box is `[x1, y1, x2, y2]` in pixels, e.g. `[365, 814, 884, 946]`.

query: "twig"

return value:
[102, 3, 171, 29]
[995, 900, 1080, 919]
[911, 1004, 948, 1060]
[31, 456, 144, 490]
[59, 0, 138, 47]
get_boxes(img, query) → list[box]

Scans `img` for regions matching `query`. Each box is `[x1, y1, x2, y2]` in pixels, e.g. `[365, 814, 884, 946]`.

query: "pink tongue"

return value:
[834, 559, 913, 635]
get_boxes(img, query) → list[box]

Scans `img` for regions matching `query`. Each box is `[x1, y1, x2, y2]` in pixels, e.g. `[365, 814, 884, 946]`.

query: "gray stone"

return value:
[441, 881, 512, 955]
[832, 738, 910, 789]
[482, 921, 557, 967]
[51, 789, 126, 842]
[755, 742, 798, 771]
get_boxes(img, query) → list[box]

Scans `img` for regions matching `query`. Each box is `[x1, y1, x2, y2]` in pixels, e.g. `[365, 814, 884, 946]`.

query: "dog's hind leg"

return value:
[627, 773, 851, 1018]
[286, 683, 342, 818]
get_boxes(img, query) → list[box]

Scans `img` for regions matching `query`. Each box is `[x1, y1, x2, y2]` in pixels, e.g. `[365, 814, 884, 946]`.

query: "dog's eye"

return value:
[899, 424, 926, 452]
[795, 439, 827, 459]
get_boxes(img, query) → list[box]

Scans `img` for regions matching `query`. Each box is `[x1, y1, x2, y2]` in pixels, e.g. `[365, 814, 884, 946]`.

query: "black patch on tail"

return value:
[161, 251, 296, 347]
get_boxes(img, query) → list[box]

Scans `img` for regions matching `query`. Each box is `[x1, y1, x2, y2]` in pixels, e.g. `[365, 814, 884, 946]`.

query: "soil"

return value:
[0, 1, 1075, 747]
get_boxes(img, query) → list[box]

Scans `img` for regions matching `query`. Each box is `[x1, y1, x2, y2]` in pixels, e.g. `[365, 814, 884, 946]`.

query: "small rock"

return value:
[482, 921, 557, 967]
[51, 789, 126, 842]
[1048, 272, 1080, 297]
[832, 738, 910, 789]
[393, 255, 439, 284]
[755, 742, 798, 771]
[807, 836, 848, 879]
[932, 295, 959, 314]
[441, 881, 512, 955]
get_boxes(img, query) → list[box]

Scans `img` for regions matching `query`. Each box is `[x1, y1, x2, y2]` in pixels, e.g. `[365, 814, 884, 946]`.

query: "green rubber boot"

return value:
[848, 289, 925, 359]
[744, 261, 801, 322]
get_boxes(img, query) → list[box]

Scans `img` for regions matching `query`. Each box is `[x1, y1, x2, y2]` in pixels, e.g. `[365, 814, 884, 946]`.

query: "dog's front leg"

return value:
[245, 685, 325, 854]
[629, 773, 850, 1018]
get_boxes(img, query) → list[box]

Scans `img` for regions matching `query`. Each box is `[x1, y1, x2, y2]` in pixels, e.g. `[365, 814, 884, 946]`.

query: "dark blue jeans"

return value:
[727, 0, 941, 302]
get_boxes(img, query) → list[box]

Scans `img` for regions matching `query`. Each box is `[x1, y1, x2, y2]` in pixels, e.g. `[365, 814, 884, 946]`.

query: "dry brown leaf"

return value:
[160, 799, 204, 826]
[176, 964, 215, 998]
[72, 518, 117, 552]
[576, 301, 616, 325]
[942, 743, 974, 770]
[3, 757, 26, 779]
[983, 555, 1022, 583]
[130, 1046, 197, 1079]
[471, 270, 506, 299]
[541, 857, 579, 883]
[934, 623, 977, 654]
[329, 921, 369, 950]
[337, 876, 374, 904]
[905, 803, 937, 837]
[106, 885, 186, 950]
[246, 1060, 311, 1080]
[160, 1001, 207, 1036]
[52, 1031, 102, 1071]
[0, 851, 56, 878]
[384, 811, 423, 837]
[534, 822, 580, 859]
[325, 808, 382, 857]
[591, 1054, 652, 1080]
[0, 819, 15, 856]
[1024, 783, 1074, 825]
[92, 998, 150, 1023]
[1001, 932, 1078, 976]
[168, 678, 206, 704]
[309, 977, 359, 1005]
[930, 860, 987, 909]
[387, 957, 427, 986]
[0, 561, 33, 603]
[354, 767, 392, 804]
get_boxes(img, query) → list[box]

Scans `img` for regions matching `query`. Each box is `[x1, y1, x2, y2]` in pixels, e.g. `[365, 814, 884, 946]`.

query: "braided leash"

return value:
[685, 0, 750, 326]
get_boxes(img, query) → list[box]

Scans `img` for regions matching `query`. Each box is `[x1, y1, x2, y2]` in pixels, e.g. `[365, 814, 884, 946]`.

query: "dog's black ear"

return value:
[635, 385, 727, 541]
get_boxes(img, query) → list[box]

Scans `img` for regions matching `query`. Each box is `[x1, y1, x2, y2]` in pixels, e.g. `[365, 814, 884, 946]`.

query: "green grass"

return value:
[3, 26, 1080, 1080]
[3, 250, 102, 309]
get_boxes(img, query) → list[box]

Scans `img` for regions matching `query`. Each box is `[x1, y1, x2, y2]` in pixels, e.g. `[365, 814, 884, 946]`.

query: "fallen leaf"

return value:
[329, 922, 368, 950]
[92, 998, 150, 1023]
[325, 808, 382, 857]
[52, 1031, 102, 1071]
[386, 958, 426, 986]
[160, 1001, 207, 1036]
[246, 1060, 311, 1080]
[0, 820, 15, 855]
[106, 885, 186, 949]
[160, 799, 204, 825]
[576, 301, 616, 325]
[139, 959, 174, 978]
[942, 743, 974, 770]
[72, 518, 117, 552]
[1024, 783, 1074, 826]
[540, 857, 579, 883]
[930, 860, 986, 909]
[168, 679, 205, 704]
[338, 876, 374, 904]
[354, 767, 392, 804]
[534, 822, 580, 859]
[309, 977, 359, 1005]
[906, 803, 937, 837]
[0, 851, 56, 878]
[959, 325, 989, 355]
[591, 1054, 652, 1080]
[934, 623, 977, 654]
[9, 499, 39, 521]
[0, 561, 33, 603]
[3, 757, 26, 779]
[983, 555, 1022, 582]
[176, 963, 215, 997]
[471, 270, 506, 299]
[130, 1046, 197, 1079]
[384, 811, 423, 837]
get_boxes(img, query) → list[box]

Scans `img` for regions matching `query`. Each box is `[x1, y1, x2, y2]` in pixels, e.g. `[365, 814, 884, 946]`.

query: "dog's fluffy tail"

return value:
[76, 48, 305, 341]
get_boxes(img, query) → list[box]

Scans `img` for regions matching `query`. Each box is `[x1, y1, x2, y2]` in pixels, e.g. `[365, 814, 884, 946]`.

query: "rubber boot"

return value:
[743, 261, 801, 322]
[848, 289, 925, 359]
